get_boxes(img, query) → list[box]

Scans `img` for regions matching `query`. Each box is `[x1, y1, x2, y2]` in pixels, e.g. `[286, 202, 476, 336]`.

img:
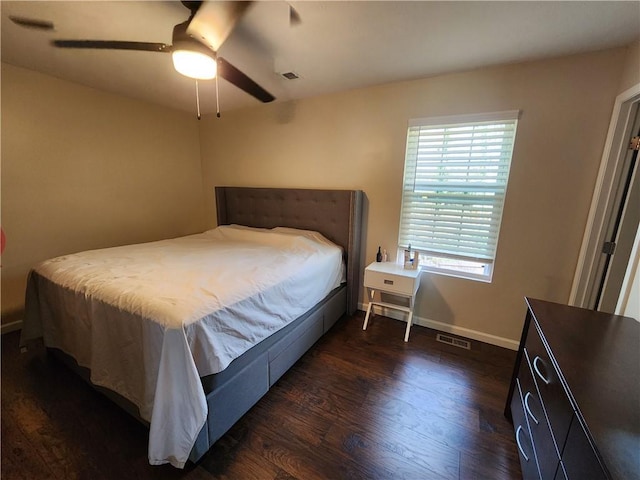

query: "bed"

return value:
[20, 186, 363, 468]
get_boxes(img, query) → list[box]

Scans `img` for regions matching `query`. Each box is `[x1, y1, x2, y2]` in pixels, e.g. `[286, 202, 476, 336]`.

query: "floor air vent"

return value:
[436, 333, 471, 350]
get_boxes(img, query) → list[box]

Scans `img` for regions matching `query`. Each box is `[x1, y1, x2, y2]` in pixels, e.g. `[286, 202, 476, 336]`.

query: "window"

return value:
[398, 110, 519, 282]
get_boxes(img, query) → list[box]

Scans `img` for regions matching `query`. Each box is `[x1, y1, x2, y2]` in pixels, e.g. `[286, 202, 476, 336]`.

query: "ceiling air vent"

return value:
[436, 333, 471, 350]
[281, 71, 300, 80]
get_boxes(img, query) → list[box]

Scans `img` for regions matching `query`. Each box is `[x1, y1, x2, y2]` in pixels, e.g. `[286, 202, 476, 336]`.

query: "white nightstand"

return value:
[362, 261, 421, 341]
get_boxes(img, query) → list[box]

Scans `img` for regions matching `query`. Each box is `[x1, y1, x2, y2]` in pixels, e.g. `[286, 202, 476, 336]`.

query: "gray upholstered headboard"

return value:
[215, 186, 363, 315]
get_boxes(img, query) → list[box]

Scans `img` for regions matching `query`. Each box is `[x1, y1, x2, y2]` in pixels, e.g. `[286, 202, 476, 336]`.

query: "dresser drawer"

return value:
[525, 321, 573, 448]
[364, 269, 416, 296]
[520, 349, 561, 479]
[554, 462, 568, 480]
[512, 378, 542, 480]
[561, 416, 607, 480]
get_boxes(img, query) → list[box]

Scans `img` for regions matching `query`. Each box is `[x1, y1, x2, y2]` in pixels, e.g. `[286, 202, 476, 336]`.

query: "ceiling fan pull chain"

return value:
[195, 80, 201, 120]
[215, 68, 221, 118]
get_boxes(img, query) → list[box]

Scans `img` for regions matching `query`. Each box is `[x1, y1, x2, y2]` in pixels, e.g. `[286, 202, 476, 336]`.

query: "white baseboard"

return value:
[358, 302, 519, 351]
[1, 320, 23, 335]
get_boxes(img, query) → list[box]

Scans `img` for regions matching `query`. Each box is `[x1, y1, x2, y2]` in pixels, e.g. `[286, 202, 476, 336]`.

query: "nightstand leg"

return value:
[404, 312, 413, 341]
[404, 297, 415, 342]
[363, 288, 375, 330]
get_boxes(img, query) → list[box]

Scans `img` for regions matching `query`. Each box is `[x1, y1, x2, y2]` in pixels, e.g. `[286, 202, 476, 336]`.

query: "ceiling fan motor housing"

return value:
[172, 21, 214, 56]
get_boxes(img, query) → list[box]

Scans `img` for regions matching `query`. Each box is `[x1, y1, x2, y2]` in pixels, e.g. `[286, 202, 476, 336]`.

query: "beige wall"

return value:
[199, 48, 627, 343]
[619, 39, 640, 93]
[1, 64, 206, 323]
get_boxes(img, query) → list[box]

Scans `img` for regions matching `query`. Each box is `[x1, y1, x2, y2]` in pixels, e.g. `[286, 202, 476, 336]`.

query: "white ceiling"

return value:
[2, 1, 639, 116]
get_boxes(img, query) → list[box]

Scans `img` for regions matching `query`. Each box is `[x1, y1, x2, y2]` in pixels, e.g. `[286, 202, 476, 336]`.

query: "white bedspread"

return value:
[21, 225, 344, 467]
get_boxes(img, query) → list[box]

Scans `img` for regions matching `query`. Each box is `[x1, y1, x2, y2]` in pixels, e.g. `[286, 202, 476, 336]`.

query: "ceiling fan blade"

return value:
[187, 1, 252, 51]
[289, 4, 302, 26]
[218, 57, 274, 103]
[9, 15, 55, 31]
[181, 1, 203, 15]
[52, 40, 170, 53]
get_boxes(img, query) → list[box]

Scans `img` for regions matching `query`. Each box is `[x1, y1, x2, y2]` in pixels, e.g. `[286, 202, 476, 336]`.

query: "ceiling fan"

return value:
[10, 1, 275, 117]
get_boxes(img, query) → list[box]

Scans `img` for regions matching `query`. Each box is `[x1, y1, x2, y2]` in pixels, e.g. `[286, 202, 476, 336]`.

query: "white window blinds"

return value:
[398, 111, 519, 263]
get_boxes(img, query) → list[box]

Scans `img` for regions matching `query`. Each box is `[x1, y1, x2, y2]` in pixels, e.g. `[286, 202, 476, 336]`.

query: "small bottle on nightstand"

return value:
[376, 246, 382, 262]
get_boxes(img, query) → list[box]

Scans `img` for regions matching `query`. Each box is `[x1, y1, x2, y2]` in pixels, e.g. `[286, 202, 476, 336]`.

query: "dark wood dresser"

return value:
[505, 298, 639, 480]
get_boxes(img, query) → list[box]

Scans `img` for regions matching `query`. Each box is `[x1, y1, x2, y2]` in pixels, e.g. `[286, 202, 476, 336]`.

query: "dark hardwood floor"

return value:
[1, 312, 523, 480]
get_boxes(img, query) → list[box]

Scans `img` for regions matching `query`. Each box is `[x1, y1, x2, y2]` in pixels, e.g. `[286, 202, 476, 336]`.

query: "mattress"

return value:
[21, 225, 345, 467]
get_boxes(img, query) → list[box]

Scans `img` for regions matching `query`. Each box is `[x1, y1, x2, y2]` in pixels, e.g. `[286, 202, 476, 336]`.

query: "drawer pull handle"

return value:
[515, 425, 530, 462]
[383, 279, 394, 285]
[524, 392, 539, 425]
[533, 356, 551, 385]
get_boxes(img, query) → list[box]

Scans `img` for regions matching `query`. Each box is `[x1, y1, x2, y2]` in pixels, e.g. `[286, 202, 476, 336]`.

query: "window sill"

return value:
[419, 265, 493, 283]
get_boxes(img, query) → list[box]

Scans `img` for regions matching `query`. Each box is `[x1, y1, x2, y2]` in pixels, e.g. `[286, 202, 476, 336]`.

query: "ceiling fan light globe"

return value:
[172, 50, 217, 80]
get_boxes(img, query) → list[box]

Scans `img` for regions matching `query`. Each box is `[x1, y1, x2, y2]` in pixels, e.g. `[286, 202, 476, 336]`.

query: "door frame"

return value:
[570, 82, 640, 308]
[615, 201, 640, 315]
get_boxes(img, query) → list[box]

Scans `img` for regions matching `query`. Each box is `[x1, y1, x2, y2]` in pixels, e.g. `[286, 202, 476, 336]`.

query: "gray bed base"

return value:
[49, 187, 364, 465]
[52, 285, 347, 463]
[191, 285, 346, 461]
